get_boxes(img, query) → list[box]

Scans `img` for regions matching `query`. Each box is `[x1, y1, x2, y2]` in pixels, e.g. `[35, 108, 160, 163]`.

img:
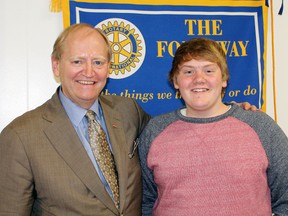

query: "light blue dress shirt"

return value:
[58, 88, 114, 199]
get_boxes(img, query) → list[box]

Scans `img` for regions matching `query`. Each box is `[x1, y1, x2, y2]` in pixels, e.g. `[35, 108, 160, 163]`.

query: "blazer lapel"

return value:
[42, 92, 118, 214]
[100, 97, 128, 212]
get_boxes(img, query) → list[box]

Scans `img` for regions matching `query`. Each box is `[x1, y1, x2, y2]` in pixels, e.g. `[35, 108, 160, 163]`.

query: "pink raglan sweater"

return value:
[139, 104, 288, 215]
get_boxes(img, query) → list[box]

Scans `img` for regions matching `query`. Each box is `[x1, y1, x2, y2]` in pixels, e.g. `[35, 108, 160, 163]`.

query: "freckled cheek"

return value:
[59, 67, 82, 80]
[212, 79, 225, 87]
[179, 79, 194, 89]
[97, 69, 109, 80]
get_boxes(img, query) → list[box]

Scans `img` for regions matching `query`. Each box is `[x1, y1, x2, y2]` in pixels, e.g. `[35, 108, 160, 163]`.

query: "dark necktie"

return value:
[86, 110, 120, 209]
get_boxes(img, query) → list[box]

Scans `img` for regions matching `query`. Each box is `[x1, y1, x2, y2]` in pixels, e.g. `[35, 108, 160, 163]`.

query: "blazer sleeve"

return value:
[0, 125, 34, 215]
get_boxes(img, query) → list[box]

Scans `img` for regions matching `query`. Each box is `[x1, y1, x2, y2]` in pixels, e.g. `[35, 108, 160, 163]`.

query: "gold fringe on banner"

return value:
[50, 0, 62, 12]
[269, 0, 278, 122]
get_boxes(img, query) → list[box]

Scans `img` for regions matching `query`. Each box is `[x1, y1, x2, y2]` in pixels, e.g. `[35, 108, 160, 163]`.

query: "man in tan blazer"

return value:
[0, 23, 150, 215]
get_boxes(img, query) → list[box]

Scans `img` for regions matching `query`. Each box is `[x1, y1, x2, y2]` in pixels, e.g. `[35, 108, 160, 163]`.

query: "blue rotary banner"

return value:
[63, 0, 268, 116]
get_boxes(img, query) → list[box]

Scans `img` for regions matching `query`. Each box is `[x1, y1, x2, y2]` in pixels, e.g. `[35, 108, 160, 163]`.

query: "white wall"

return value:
[0, 0, 287, 136]
[265, 0, 288, 136]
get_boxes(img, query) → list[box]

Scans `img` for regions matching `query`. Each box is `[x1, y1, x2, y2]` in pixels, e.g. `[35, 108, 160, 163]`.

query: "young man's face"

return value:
[174, 58, 227, 117]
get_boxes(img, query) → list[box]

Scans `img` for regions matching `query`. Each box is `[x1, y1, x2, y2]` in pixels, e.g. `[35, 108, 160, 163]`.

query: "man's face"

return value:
[52, 27, 110, 109]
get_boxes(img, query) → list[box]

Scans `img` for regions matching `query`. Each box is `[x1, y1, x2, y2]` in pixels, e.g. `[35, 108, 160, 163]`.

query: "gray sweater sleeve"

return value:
[264, 121, 288, 215]
[138, 122, 158, 216]
[138, 112, 178, 216]
[233, 108, 288, 215]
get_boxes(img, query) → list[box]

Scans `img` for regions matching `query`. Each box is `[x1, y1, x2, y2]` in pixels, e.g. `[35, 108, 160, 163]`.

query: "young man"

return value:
[139, 37, 288, 216]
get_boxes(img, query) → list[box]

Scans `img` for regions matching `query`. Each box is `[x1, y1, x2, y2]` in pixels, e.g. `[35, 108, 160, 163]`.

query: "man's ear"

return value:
[173, 78, 179, 90]
[106, 62, 110, 78]
[51, 56, 60, 77]
[222, 80, 228, 88]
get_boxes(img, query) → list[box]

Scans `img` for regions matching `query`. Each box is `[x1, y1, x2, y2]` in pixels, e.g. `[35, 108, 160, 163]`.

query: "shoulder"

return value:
[230, 105, 286, 143]
[1, 92, 62, 135]
[100, 94, 139, 107]
[149, 110, 178, 125]
[99, 94, 150, 130]
[232, 105, 276, 126]
[138, 110, 180, 158]
[141, 110, 179, 136]
[2, 102, 49, 133]
[99, 94, 149, 117]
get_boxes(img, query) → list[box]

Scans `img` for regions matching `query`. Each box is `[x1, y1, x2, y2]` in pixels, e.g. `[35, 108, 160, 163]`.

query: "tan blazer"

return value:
[0, 88, 150, 216]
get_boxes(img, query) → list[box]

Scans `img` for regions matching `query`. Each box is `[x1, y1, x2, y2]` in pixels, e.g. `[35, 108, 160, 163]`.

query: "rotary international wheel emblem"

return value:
[96, 18, 146, 79]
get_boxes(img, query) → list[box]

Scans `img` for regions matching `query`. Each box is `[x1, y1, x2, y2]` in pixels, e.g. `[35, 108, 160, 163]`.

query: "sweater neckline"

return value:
[177, 103, 236, 124]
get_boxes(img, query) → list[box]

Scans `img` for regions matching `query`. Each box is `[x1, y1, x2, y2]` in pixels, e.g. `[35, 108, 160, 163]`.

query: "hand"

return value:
[232, 101, 259, 111]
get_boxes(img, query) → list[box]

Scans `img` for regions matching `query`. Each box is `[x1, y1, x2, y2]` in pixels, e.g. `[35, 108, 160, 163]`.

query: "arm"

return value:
[0, 126, 34, 215]
[131, 98, 151, 135]
[232, 101, 259, 111]
[264, 119, 288, 215]
[138, 126, 158, 216]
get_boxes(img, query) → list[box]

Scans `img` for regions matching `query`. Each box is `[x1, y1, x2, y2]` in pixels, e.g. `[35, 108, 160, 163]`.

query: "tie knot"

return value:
[86, 110, 96, 121]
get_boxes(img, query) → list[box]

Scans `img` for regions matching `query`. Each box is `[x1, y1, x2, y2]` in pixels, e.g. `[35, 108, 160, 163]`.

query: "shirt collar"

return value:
[58, 87, 100, 127]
